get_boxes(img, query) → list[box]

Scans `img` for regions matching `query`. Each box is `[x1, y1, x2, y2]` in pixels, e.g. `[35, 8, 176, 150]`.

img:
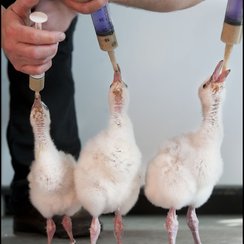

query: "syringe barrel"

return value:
[29, 11, 48, 92]
[221, 0, 243, 44]
[29, 75, 45, 92]
[91, 4, 118, 51]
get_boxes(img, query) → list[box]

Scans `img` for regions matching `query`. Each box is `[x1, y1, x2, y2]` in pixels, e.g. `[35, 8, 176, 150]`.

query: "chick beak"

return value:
[113, 64, 122, 83]
[32, 93, 42, 109]
[210, 60, 231, 84]
[210, 60, 231, 93]
[210, 60, 223, 82]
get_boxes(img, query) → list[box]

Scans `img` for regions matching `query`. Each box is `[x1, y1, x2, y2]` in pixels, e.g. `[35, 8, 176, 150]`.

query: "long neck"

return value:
[110, 111, 130, 125]
[32, 125, 55, 153]
[109, 111, 133, 133]
[199, 99, 224, 142]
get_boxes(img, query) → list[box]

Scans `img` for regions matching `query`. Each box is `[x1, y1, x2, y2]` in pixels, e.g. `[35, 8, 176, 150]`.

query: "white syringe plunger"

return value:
[29, 12, 48, 93]
[29, 11, 48, 30]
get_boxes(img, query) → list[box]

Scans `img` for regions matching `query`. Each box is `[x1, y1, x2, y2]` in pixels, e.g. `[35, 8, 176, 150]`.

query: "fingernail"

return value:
[58, 33, 66, 42]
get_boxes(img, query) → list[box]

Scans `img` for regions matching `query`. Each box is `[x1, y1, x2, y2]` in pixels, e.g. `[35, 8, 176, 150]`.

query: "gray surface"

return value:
[1, 215, 242, 243]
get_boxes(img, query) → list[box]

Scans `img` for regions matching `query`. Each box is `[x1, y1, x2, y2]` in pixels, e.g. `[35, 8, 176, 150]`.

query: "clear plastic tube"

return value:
[29, 12, 48, 92]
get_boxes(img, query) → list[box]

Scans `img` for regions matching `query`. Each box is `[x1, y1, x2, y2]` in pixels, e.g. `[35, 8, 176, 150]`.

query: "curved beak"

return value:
[210, 60, 231, 84]
[32, 93, 41, 106]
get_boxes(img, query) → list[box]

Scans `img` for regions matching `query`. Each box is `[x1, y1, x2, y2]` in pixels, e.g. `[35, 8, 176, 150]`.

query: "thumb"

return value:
[11, 0, 40, 18]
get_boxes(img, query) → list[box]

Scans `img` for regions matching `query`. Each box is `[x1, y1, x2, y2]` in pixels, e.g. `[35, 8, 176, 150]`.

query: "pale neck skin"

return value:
[107, 113, 135, 141]
[109, 91, 132, 131]
[110, 111, 130, 125]
[33, 132, 58, 162]
[199, 98, 224, 142]
[32, 122, 55, 156]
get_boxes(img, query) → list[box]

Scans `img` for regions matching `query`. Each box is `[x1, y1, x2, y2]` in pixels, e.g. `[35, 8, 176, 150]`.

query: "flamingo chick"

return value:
[27, 94, 81, 244]
[144, 60, 230, 244]
[74, 70, 142, 244]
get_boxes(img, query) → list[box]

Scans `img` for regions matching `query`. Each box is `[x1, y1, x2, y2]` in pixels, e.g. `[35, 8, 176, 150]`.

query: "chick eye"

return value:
[203, 84, 207, 89]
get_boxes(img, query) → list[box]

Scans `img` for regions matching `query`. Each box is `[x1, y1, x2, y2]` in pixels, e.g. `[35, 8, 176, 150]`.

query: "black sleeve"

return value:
[1, 0, 15, 8]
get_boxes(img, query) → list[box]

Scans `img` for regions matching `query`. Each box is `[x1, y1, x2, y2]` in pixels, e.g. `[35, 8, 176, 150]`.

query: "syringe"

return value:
[91, 4, 119, 72]
[221, 0, 243, 71]
[77, 1, 119, 72]
[29, 11, 48, 97]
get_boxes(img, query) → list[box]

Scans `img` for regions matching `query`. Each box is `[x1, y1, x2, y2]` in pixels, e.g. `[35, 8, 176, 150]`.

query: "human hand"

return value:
[2, 0, 66, 75]
[61, 0, 108, 14]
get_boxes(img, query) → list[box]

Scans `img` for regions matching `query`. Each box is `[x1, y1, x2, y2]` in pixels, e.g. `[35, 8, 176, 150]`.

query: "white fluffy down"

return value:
[75, 116, 142, 217]
[145, 71, 226, 211]
[28, 144, 81, 218]
[145, 133, 223, 210]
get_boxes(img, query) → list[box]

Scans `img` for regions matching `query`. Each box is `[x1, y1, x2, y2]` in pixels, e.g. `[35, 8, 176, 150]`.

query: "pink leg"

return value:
[165, 208, 179, 244]
[90, 217, 101, 244]
[114, 211, 123, 244]
[186, 207, 202, 244]
[61, 215, 76, 244]
[46, 218, 56, 244]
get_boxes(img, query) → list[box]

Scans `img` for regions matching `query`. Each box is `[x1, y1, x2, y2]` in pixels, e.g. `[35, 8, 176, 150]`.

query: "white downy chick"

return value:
[28, 94, 81, 244]
[74, 70, 142, 244]
[144, 60, 230, 244]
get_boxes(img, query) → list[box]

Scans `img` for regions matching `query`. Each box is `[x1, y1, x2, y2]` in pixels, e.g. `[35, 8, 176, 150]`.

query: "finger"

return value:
[15, 42, 59, 60]
[19, 60, 53, 75]
[15, 26, 66, 45]
[16, 55, 54, 67]
[11, 0, 39, 18]
[10, 51, 56, 70]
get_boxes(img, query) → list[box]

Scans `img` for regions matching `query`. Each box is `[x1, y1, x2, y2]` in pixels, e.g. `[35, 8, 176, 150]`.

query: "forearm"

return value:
[110, 0, 204, 12]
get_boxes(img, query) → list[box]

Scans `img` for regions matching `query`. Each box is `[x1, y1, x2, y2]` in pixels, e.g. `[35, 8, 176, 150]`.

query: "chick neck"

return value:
[199, 97, 224, 141]
[109, 110, 131, 128]
[32, 123, 54, 152]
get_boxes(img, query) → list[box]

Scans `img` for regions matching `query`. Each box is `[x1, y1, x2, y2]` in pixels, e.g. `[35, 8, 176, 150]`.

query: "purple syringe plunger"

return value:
[91, 5, 114, 36]
[91, 3, 119, 72]
[91, 4, 118, 52]
[224, 0, 243, 25]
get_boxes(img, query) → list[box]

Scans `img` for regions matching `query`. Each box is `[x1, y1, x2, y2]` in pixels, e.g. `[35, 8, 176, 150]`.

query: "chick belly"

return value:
[144, 165, 196, 210]
[119, 184, 141, 215]
[190, 185, 214, 208]
[29, 189, 80, 218]
[76, 177, 134, 217]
